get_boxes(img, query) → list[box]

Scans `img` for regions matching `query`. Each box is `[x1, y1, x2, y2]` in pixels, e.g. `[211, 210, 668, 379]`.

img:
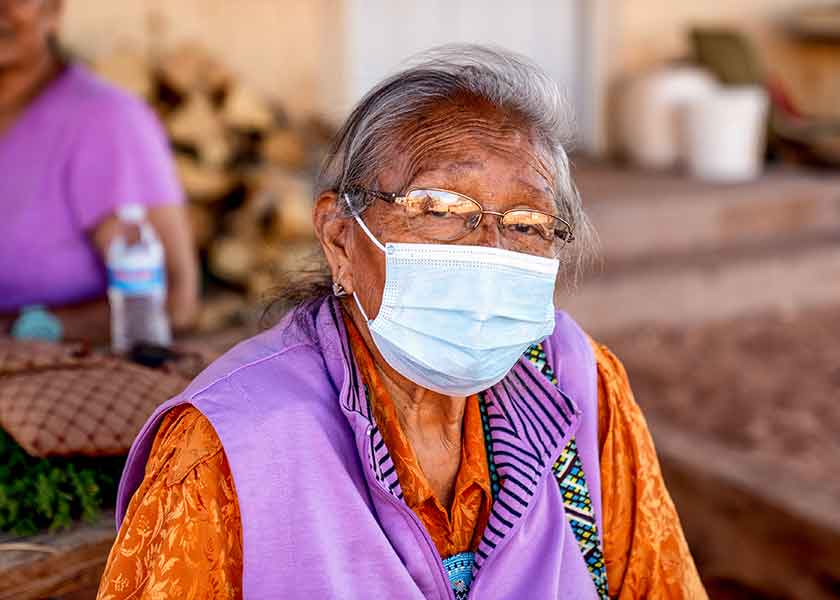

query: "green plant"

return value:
[0, 428, 126, 535]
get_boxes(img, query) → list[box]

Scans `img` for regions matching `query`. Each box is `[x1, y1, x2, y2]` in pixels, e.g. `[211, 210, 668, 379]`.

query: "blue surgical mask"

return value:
[346, 194, 559, 396]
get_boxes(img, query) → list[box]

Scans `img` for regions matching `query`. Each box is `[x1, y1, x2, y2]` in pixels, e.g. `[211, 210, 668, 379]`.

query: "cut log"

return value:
[93, 46, 152, 99]
[186, 204, 216, 249]
[175, 155, 237, 202]
[260, 129, 308, 170]
[249, 169, 315, 240]
[222, 84, 275, 132]
[157, 42, 230, 96]
[208, 236, 260, 285]
[167, 93, 231, 166]
[196, 293, 247, 333]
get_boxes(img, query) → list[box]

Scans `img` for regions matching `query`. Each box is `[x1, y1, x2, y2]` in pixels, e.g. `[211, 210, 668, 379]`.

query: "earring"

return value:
[332, 281, 348, 297]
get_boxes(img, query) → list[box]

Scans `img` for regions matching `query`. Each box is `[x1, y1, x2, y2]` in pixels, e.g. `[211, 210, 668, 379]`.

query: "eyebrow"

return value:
[412, 162, 552, 192]
[515, 177, 553, 198]
[442, 160, 485, 173]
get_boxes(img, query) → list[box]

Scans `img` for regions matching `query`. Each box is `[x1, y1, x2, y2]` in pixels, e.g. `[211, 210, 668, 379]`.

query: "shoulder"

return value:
[590, 340, 632, 395]
[548, 310, 595, 361]
[185, 325, 329, 398]
[588, 339, 646, 449]
[542, 311, 639, 425]
[546, 311, 632, 388]
[179, 322, 342, 430]
[56, 64, 165, 143]
[542, 310, 598, 391]
[61, 64, 151, 118]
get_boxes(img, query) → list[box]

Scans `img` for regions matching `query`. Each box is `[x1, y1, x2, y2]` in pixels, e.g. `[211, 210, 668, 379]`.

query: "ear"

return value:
[313, 191, 355, 295]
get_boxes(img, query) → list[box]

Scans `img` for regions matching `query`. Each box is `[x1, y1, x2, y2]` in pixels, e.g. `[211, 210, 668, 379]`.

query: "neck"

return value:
[0, 51, 61, 133]
[341, 297, 466, 444]
[379, 364, 467, 447]
[374, 351, 466, 509]
[340, 297, 466, 506]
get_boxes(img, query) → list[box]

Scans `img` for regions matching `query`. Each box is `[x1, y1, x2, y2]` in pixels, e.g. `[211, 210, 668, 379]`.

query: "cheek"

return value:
[360, 266, 385, 320]
[0, 21, 44, 64]
[350, 233, 387, 320]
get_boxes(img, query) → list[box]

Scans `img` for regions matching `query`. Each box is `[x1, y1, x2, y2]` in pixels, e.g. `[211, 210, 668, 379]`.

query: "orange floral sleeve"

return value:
[593, 340, 707, 599]
[98, 344, 705, 600]
[96, 405, 243, 600]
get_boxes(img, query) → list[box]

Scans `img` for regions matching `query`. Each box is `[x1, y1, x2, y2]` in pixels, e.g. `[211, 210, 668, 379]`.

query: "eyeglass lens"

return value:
[401, 189, 570, 256]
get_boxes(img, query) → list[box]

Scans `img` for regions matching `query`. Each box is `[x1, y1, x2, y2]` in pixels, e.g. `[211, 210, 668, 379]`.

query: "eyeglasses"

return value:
[350, 187, 574, 257]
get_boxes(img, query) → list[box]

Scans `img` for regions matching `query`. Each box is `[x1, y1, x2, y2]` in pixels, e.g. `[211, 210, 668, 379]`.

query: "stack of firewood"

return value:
[93, 43, 334, 308]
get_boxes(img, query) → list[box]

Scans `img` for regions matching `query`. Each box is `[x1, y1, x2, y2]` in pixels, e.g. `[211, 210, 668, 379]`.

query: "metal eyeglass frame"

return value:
[349, 186, 576, 245]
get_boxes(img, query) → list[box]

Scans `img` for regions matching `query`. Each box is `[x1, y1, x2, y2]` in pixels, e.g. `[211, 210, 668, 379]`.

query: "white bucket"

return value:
[620, 67, 718, 170]
[681, 86, 770, 183]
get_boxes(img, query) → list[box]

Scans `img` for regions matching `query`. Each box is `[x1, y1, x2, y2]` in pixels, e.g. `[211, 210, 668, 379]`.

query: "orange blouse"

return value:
[97, 341, 707, 600]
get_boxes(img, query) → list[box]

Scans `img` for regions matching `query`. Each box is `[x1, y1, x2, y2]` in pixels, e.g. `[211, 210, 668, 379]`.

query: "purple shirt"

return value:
[0, 64, 183, 311]
[117, 298, 603, 599]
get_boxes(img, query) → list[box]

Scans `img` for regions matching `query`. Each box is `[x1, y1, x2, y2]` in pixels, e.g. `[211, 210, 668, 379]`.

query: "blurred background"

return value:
[1, 1, 839, 599]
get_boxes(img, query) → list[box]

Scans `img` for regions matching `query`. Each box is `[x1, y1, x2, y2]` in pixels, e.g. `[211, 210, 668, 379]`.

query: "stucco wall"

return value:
[613, 0, 840, 117]
[61, 0, 339, 119]
[61, 1, 839, 129]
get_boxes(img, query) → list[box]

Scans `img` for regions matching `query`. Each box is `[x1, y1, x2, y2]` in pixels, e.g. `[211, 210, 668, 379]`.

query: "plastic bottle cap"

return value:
[118, 203, 146, 223]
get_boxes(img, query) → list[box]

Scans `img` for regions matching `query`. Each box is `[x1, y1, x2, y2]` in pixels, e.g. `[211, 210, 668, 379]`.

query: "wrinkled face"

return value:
[315, 99, 558, 321]
[0, 0, 60, 68]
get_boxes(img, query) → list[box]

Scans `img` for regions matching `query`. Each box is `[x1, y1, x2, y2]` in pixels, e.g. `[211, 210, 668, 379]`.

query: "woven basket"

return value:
[0, 340, 191, 458]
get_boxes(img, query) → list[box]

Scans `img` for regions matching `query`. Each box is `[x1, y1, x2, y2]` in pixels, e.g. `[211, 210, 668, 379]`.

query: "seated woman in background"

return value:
[101, 46, 706, 599]
[0, 0, 198, 342]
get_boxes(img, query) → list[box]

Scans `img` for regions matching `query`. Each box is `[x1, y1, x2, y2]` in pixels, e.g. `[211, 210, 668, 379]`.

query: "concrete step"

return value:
[652, 416, 840, 600]
[574, 162, 840, 262]
[560, 232, 840, 335]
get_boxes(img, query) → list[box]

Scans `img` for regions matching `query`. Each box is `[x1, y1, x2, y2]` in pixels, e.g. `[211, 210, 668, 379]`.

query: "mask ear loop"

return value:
[352, 291, 371, 322]
[344, 193, 386, 252]
[343, 192, 381, 322]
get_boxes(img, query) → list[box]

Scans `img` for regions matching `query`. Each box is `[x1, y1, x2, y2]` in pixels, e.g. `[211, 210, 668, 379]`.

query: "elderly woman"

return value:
[99, 46, 706, 599]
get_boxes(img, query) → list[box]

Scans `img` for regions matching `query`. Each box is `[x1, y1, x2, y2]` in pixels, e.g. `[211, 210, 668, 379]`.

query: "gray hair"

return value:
[319, 43, 595, 279]
[268, 44, 595, 316]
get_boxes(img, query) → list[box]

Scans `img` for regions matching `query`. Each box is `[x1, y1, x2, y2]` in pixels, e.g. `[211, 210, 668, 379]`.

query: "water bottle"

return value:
[107, 204, 171, 353]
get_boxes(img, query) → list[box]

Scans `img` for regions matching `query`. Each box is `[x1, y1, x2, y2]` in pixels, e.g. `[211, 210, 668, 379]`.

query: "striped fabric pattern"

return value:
[332, 298, 604, 598]
[329, 302, 407, 499]
[471, 356, 580, 570]
[527, 344, 609, 600]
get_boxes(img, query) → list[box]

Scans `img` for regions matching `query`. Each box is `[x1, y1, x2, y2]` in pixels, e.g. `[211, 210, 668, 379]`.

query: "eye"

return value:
[555, 228, 573, 243]
[511, 223, 541, 236]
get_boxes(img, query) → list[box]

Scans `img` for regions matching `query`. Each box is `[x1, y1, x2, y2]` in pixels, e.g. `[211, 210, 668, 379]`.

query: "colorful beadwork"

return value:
[442, 551, 475, 600]
[528, 344, 609, 600]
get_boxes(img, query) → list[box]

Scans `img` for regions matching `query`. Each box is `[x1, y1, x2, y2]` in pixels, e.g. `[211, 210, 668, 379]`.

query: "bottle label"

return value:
[108, 265, 166, 296]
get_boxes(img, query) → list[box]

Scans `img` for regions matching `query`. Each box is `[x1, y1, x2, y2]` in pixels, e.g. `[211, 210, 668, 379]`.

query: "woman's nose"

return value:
[470, 213, 504, 249]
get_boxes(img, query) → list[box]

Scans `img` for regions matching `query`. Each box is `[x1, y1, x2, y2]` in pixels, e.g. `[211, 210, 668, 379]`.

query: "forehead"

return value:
[411, 154, 553, 206]
[378, 102, 556, 210]
[378, 121, 554, 210]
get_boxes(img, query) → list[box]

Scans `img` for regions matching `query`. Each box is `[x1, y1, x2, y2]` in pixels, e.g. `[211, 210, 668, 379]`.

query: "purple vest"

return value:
[117, 297, 603, 599]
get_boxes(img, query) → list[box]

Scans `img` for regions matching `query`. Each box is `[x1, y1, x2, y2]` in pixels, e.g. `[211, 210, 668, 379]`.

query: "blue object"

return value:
[442, 551, 475, 599]
[346, 193, 560, 397]
[11, 305, 63, 342]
